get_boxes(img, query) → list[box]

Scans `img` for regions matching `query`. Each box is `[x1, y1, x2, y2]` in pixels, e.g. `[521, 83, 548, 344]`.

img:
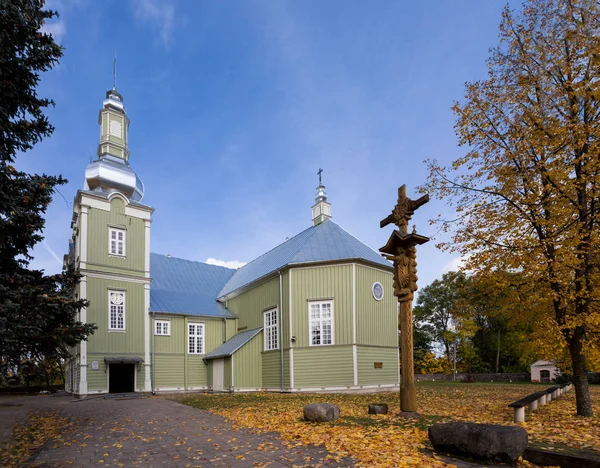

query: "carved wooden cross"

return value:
[380, 185, 429, 234]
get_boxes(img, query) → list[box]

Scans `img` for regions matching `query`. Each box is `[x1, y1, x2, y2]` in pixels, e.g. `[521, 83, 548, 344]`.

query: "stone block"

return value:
[303, 403, 340, 422]
[368, 404, 388, 415]
[428, 422, 528, 463]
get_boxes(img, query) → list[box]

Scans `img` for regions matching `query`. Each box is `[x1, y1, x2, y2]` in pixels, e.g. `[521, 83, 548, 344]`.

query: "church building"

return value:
[65, 86, 399, 397]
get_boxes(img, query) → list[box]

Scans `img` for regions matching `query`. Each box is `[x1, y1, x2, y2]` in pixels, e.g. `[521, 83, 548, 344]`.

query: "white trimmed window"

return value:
[109, 227, 126, 256]
[263, 308, 279, 351]
[108, 290, 125, 330]
[188, 323, 205, 354]
[154, 320, 170, 336]
[309, 300, 333, 346]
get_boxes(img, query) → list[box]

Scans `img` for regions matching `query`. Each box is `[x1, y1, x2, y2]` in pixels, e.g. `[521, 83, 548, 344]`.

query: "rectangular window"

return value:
[108, 290, 125, 330]
[188, 323, 205, 354]
[154, 320, 170, 336]
[109, 227, 126, 256]
[309, 300, 334, 346]
[263, 308, 279, 351]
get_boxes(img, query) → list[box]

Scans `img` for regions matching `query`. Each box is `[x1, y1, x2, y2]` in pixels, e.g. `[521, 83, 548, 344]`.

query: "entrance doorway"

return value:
[109, 363, 135, 393]
[213, 359, 224, 391]
[540, 369, 551, 383]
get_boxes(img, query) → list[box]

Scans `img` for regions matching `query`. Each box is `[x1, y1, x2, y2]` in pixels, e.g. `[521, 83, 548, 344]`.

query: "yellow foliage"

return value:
[416, 352, 451, 374]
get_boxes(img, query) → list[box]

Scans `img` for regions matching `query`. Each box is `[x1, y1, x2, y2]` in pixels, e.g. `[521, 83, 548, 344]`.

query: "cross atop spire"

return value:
[317, 168, 323, 185]
[113, 51, 117, 90]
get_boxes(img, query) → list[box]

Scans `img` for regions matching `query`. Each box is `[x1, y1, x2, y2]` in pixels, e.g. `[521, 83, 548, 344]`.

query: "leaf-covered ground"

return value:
[0, 410, 70, 468]
[178, 382, 600, 467]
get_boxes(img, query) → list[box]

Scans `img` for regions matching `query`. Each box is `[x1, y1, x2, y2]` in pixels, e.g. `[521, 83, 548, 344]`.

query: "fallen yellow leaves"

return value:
[178, 383, 600, 467]
[0, 410, 70, 468]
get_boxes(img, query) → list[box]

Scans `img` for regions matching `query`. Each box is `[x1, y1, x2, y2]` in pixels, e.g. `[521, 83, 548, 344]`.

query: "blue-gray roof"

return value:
[218, 218, 391, 298]
[203, 327, 263, 360]
[150, 253, 237, 318]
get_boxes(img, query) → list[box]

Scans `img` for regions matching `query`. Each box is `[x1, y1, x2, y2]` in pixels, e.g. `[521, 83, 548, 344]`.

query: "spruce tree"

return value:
[0, 0, 96, 379]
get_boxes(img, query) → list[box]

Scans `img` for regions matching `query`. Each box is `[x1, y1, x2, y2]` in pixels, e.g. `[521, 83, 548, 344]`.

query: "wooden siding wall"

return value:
[226, 277, 280, 332]
[87, 279, 145, 355]
[86, 198, 146, 276]
[294, 347, 354, 388]
[355, 266, 397, 347]
[152, 315, 234, 391]
[233, 333, 263, 389]
[262, 351, 281, 388]
[291, 265, 353, 347]
[357, 347, 398, 386]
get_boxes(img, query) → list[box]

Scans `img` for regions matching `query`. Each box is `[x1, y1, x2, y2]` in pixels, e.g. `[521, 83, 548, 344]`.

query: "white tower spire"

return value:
[312, 168, 332, 226]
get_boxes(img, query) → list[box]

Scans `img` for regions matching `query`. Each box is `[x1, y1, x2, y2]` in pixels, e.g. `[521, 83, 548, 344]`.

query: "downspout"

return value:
[151, 311, 156, 395]
[278, 271, 284, 392]
[222, 317, 226, 343]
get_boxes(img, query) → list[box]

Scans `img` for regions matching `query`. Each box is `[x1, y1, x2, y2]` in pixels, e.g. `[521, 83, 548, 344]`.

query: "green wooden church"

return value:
[64, 86, 399, 397]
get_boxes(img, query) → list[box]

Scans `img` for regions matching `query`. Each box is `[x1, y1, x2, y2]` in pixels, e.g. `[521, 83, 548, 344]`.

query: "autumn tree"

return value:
[413, 271, 467, 361]
[423, 0, 600, 416]
[0, 0, 95, 379]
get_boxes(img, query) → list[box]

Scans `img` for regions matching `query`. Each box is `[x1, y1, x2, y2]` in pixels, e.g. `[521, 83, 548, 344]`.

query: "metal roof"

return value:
[203, 327, 263, 360]
[150, 253, 237, 318]
[218, 218, 391, 299]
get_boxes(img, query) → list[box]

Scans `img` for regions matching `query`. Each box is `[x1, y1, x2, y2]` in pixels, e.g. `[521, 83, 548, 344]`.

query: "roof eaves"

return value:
[149, 310, 238, 319]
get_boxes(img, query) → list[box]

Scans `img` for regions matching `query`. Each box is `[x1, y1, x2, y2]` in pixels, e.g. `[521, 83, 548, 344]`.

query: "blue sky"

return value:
[25, 0, 514, 290]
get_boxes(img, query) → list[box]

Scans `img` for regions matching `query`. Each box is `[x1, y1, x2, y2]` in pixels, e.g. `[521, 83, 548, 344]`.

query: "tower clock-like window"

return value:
[263, 308, 278, 351]
[309, 300, 334, 346]
[109, 227, 126, 256]
[188, 323, 205, 354]
[108, 290, 125, 331]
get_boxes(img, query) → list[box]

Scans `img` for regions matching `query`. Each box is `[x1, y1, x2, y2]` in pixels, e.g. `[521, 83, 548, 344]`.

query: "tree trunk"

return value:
[568, 327, 593, 417]
[495, 329, 501, 374]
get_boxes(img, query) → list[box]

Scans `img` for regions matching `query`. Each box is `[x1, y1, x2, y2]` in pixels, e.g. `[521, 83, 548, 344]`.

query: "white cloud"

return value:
[132, 0, 175, 47]
[441, 256, 465, 274]
[205, 258, 247, 270]
[40, 18, 67, 43]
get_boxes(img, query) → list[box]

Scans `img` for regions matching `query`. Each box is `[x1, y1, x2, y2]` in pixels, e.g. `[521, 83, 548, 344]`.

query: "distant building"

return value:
[530, 360, 560, 383]
[64, 86, 399, 397]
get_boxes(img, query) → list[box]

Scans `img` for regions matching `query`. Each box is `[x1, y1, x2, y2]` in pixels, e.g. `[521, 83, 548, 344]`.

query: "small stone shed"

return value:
[530, 360, 560, 383]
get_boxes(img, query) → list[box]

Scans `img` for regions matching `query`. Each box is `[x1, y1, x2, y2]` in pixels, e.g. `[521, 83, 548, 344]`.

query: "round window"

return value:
[372, 282, 384, 301]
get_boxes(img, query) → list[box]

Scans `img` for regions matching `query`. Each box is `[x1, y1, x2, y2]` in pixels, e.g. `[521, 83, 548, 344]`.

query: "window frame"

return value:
[108, 227, 126, 257]
[108, 290, 126, 331]
[308, 300, 334, 346]
[263, 308, 279, 351]
[188, 322, 205, 355]
[154, 319, 171, 336]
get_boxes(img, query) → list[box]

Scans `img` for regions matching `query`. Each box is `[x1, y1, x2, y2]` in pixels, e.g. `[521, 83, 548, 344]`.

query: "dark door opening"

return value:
[109, 363, 135, 393]
[540, 369, 551, 383]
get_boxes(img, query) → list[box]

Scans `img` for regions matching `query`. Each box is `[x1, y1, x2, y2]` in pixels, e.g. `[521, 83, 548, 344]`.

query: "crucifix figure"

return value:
[379, 185, 429, 415]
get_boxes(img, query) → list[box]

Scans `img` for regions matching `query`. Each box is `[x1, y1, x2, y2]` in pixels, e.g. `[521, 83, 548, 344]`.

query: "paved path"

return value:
[23, 395, 354, 467]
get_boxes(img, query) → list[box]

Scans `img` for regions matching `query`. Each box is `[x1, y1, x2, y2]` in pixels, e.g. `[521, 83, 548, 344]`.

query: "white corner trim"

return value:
[144, 283, 151, 392]
[144, 219, 151, 278]
[289, 269, 294, 389]
[79, 275, 88, 396]
[352, 263, 358, 386]
[79, 206, 88, 268]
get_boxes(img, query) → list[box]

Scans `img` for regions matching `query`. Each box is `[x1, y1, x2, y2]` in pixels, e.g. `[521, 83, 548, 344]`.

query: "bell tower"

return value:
[97, 88, 130, 161]
[65, 77, 153, 398]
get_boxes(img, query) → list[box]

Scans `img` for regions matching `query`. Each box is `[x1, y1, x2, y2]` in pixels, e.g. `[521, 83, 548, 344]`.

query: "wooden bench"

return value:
[508, 384, 571, 422]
